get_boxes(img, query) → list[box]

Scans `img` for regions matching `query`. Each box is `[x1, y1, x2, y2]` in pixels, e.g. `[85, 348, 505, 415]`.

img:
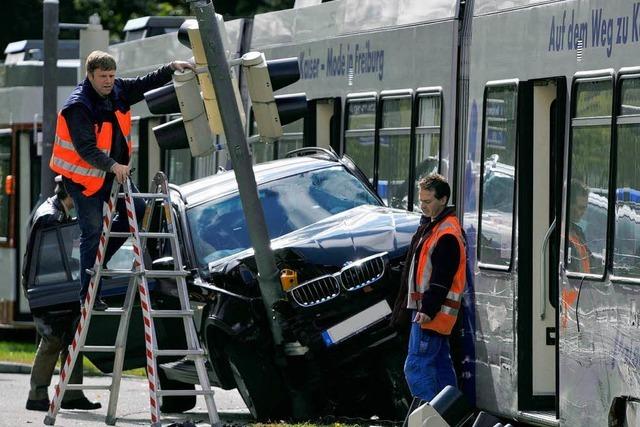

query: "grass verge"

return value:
[0, 340, 145, 376]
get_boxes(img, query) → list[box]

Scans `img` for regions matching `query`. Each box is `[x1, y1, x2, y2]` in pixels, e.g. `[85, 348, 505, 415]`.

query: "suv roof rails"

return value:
[168, 182, 187, 203]
[284, 147, 340, 161]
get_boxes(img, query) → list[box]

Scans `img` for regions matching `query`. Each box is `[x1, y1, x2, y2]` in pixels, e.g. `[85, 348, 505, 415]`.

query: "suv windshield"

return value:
[186, 165, 380, 267]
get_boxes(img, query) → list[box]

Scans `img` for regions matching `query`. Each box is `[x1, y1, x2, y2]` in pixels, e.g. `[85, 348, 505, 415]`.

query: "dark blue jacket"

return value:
[61, 65, 173, 189]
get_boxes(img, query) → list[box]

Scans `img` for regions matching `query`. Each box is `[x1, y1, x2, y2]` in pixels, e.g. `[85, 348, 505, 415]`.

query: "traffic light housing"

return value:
[242, 52, 307, 139]
[144, 16, 242, 157]
[144, 69, 215, 156]
[178, 18, 245, 136]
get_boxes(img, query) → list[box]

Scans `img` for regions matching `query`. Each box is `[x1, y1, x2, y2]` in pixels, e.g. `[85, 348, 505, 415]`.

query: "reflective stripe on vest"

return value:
[49, 110, 132, 196]
[409, 215, 466, 335]
[54, 137, 109, 155]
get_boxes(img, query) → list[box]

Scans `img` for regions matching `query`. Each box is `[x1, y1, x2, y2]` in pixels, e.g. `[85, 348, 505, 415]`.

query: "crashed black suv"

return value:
[24, 151, 420, 421]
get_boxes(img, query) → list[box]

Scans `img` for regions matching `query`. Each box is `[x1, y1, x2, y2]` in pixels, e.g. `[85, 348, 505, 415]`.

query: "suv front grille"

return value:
[339, 252, 387, 291]
[287, 252, 388, 307]
[289, 275, 341, 307]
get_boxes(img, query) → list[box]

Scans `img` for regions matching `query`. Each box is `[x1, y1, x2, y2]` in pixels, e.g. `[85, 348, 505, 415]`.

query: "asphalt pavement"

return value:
[0, 368, 252, 427]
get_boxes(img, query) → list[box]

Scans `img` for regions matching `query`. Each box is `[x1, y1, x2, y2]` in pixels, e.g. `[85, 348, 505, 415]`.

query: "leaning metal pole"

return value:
[42, 0, 59, 199]
[188, 0, 285, 346]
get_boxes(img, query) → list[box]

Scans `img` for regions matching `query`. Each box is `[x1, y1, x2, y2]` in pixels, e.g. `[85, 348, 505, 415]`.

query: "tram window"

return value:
[35, 229, 67, 284]
[413, 93, 442, 211]
[252, 140, 276, 163]
[0, 133, 11, 242]
[194, 145, 219, 179]
[277, 118, 304, 159]
[379, 95, 411, 209]
[566, 78, 612, 276]
[249, 108, 304, 162]
[23, 130, 41, 209]
[166, 148, 193, 185]
[478, 84, 518, 269]
[161, 113, 194, 184]
[613, 77, 640, 278]
[344, 97, 376, 182]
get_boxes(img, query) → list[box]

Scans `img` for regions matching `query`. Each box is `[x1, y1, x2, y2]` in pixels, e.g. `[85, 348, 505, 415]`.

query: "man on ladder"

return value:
[49, 50, 194, 310]
[44, 173, 221, 426]
[45, 50, 219, 426]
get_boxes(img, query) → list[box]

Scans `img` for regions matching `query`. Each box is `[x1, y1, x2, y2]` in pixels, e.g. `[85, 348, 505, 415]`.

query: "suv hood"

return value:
[209, 205, 420, 273]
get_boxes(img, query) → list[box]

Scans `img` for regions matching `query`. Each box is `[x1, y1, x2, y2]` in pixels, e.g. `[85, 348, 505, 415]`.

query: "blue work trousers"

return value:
[404, 317, 457, 402]
[65, 177, 145, 300]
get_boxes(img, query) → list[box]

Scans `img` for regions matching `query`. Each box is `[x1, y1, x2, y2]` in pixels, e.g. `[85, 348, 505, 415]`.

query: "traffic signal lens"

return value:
[144, 84, 179, 115]
[153, 118, 189, 150]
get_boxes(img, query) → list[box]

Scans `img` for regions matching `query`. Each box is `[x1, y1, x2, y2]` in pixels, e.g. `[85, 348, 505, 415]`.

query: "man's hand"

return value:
[413, 312, 432, 324]
[170, 60, 195, 72]
[110, 163, 130, 184]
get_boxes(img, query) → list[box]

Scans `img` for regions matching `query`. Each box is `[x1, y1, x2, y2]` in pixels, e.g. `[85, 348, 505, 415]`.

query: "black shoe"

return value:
[93, 297, 109, 311]
[26, 398, 49, 411]
[61, 397, 102, 410]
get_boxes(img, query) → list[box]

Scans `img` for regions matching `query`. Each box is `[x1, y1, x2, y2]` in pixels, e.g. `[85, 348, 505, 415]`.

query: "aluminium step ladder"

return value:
[44, 172, 220, 427]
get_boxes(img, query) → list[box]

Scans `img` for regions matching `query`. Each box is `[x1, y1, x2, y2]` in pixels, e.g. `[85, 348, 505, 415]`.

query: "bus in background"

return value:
[0, 40, 79, 327]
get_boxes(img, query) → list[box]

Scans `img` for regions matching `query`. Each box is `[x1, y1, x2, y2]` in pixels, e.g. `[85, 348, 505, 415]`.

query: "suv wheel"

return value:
[226, 341, 290, 421]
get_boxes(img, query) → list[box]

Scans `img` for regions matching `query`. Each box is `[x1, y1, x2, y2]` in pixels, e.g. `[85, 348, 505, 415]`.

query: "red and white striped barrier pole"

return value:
[45, 180, 120, 425]
[122, 178, 161, 426]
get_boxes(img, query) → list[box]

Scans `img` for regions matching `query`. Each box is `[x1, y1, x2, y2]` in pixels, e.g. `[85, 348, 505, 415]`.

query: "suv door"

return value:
[26, 222, 81, 310]
[25, 220, 160, 371]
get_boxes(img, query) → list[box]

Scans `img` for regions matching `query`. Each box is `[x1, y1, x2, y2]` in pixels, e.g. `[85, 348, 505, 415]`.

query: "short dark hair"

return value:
[570, 178, 589, 201]
[86, 50, 116, 74]
[418, 173, 451, 203]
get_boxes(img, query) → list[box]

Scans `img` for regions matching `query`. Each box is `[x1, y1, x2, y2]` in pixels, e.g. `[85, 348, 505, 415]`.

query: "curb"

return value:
[0, 362, 32, 374]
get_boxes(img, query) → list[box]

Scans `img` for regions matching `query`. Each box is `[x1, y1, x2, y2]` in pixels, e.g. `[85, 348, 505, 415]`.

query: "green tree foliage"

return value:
[72, 0, 189, 42]
[0, 0, 294, 54]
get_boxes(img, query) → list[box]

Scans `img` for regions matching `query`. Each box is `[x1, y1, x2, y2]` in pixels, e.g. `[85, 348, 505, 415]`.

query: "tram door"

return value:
[517, 78, 564, 412]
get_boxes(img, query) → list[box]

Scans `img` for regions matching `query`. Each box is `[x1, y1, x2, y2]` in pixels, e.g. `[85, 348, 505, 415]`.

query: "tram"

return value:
[246, 1, 640, 424]
[466, 0, 640, 425]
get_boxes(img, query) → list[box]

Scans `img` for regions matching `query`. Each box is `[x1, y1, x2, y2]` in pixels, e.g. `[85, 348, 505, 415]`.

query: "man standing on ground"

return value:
[393, 173, 467, 402]
[49, 50, 193, 310]
[23, 176, 100, 411]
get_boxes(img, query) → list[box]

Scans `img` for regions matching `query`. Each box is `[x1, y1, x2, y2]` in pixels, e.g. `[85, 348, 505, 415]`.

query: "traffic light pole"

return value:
[42, 0, 59, 200]
[188, 0, 285, 346]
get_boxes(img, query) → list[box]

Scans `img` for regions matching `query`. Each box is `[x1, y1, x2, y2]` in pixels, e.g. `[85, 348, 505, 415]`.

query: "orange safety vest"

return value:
[568, 229, 590, 273]
[409, 214, 466, 335]
[49, 110, 132, 196]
